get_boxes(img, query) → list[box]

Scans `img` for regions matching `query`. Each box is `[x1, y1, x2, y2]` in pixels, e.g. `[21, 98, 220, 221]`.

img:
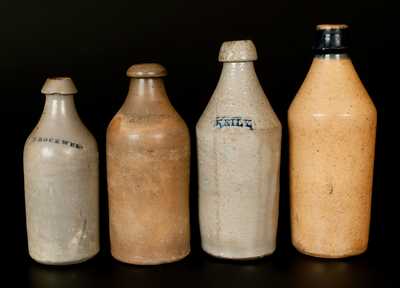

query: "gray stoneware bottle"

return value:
[23, 77, 99, 265]
[196, 40, 282, 260]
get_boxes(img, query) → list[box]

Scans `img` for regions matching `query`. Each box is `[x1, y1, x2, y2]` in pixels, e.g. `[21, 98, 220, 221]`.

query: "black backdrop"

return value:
[0, 0, 396, 287]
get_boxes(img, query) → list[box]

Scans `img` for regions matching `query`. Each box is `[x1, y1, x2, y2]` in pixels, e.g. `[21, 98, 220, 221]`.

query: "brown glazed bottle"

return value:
[288, 25, 377, 258]
[106, 64, 191, 264]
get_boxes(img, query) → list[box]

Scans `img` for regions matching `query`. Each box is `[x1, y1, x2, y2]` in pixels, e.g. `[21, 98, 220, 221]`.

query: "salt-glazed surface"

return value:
[107, 64, 191, 265]
[289, 27, 377, 258]
[24, 77, 99, 265]
[197, 40, 282, 259]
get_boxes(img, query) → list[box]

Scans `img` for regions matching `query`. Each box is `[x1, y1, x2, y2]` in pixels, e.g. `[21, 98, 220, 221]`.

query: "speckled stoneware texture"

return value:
[288, 53, 377, 258]
[24, 77, 99, 265]
[107, 64, 191, 265]
[197, 40, 282, 260]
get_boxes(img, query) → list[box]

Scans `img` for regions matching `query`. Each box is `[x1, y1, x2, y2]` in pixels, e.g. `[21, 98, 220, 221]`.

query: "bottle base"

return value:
[202, 245, 275, 260]
[111, 249, 191, 265]
[293, 242, 368, 259]
[30, 250, 99, 266]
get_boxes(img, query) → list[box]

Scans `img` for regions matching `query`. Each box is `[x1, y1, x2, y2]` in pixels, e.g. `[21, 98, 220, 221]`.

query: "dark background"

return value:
[0, 0, 396, 287]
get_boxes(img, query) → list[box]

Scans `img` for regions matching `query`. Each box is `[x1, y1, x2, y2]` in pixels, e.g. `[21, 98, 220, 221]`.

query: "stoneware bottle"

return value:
[288, 24, 377, 258]
[107, 63, 190, 265]
[23, 77, 99, 265]
[197, 40, 282, 260]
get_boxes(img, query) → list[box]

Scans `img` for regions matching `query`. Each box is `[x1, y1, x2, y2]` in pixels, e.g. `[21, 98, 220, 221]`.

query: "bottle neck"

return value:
[40, 94, 80, 122]
[310, 53, 354, 69]
[314, 53, 350, 60]
[121, 78, 172, 114]
[220, 61, 257, 83]
[213, 61, 262, 101]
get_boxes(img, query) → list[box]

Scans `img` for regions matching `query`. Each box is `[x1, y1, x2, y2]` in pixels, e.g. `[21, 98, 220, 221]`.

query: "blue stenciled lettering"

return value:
[215, 117, 253, 130]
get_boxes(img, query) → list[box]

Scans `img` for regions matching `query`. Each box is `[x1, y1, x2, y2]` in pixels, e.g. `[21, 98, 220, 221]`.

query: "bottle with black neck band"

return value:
[23, 77, 99, 265]
[288, 24, 377, 258]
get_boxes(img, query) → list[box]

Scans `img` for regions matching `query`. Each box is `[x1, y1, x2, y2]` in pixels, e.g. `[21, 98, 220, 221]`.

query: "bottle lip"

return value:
[41, 77, 78, 95]
[127, 63, 167, 78]
[313, 24, 350, 55]
[218, 40, 258, 62]
[316, 24, 349, 30]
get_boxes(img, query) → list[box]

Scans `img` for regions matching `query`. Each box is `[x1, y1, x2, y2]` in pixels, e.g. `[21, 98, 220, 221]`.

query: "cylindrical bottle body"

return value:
[197, 126, 281, 259]
[24, 96, 99, 265]
[106, 76, 191, 265]
[197, 61, 281, 259]
[289, 56, 377, 258]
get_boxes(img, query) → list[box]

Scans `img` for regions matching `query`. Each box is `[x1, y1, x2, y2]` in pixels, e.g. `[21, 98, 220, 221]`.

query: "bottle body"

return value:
[24, 87, 99, 265]
[197, 59, 281, 259]
[107, 68, 190, 265]
[289, 55, 377, 258]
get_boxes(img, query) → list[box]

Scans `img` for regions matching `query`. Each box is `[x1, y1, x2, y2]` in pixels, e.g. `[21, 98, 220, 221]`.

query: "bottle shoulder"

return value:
[198, 66, 281, 130]
[24, 121, 98, 159]
[197, 90, 281, 131]
[107, 111, 190, 146]
[289, 59, 377, 120]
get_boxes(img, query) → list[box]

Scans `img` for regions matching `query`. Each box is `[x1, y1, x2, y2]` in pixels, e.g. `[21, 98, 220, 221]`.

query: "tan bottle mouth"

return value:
[127, 63, 167, 78]
[41, 77, 78, 95]
[316, 24, 349, 30]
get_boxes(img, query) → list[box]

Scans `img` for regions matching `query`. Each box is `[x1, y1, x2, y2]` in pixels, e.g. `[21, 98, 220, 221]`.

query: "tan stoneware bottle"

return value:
[196, 40, 282, 259]
[107, 63, 191, 265]
[23, 77, 100, 265]
[289, 24, 377, 258]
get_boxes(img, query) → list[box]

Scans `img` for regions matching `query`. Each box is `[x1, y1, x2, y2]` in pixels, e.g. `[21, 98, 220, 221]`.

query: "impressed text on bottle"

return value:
[30, 136, 84, 149]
